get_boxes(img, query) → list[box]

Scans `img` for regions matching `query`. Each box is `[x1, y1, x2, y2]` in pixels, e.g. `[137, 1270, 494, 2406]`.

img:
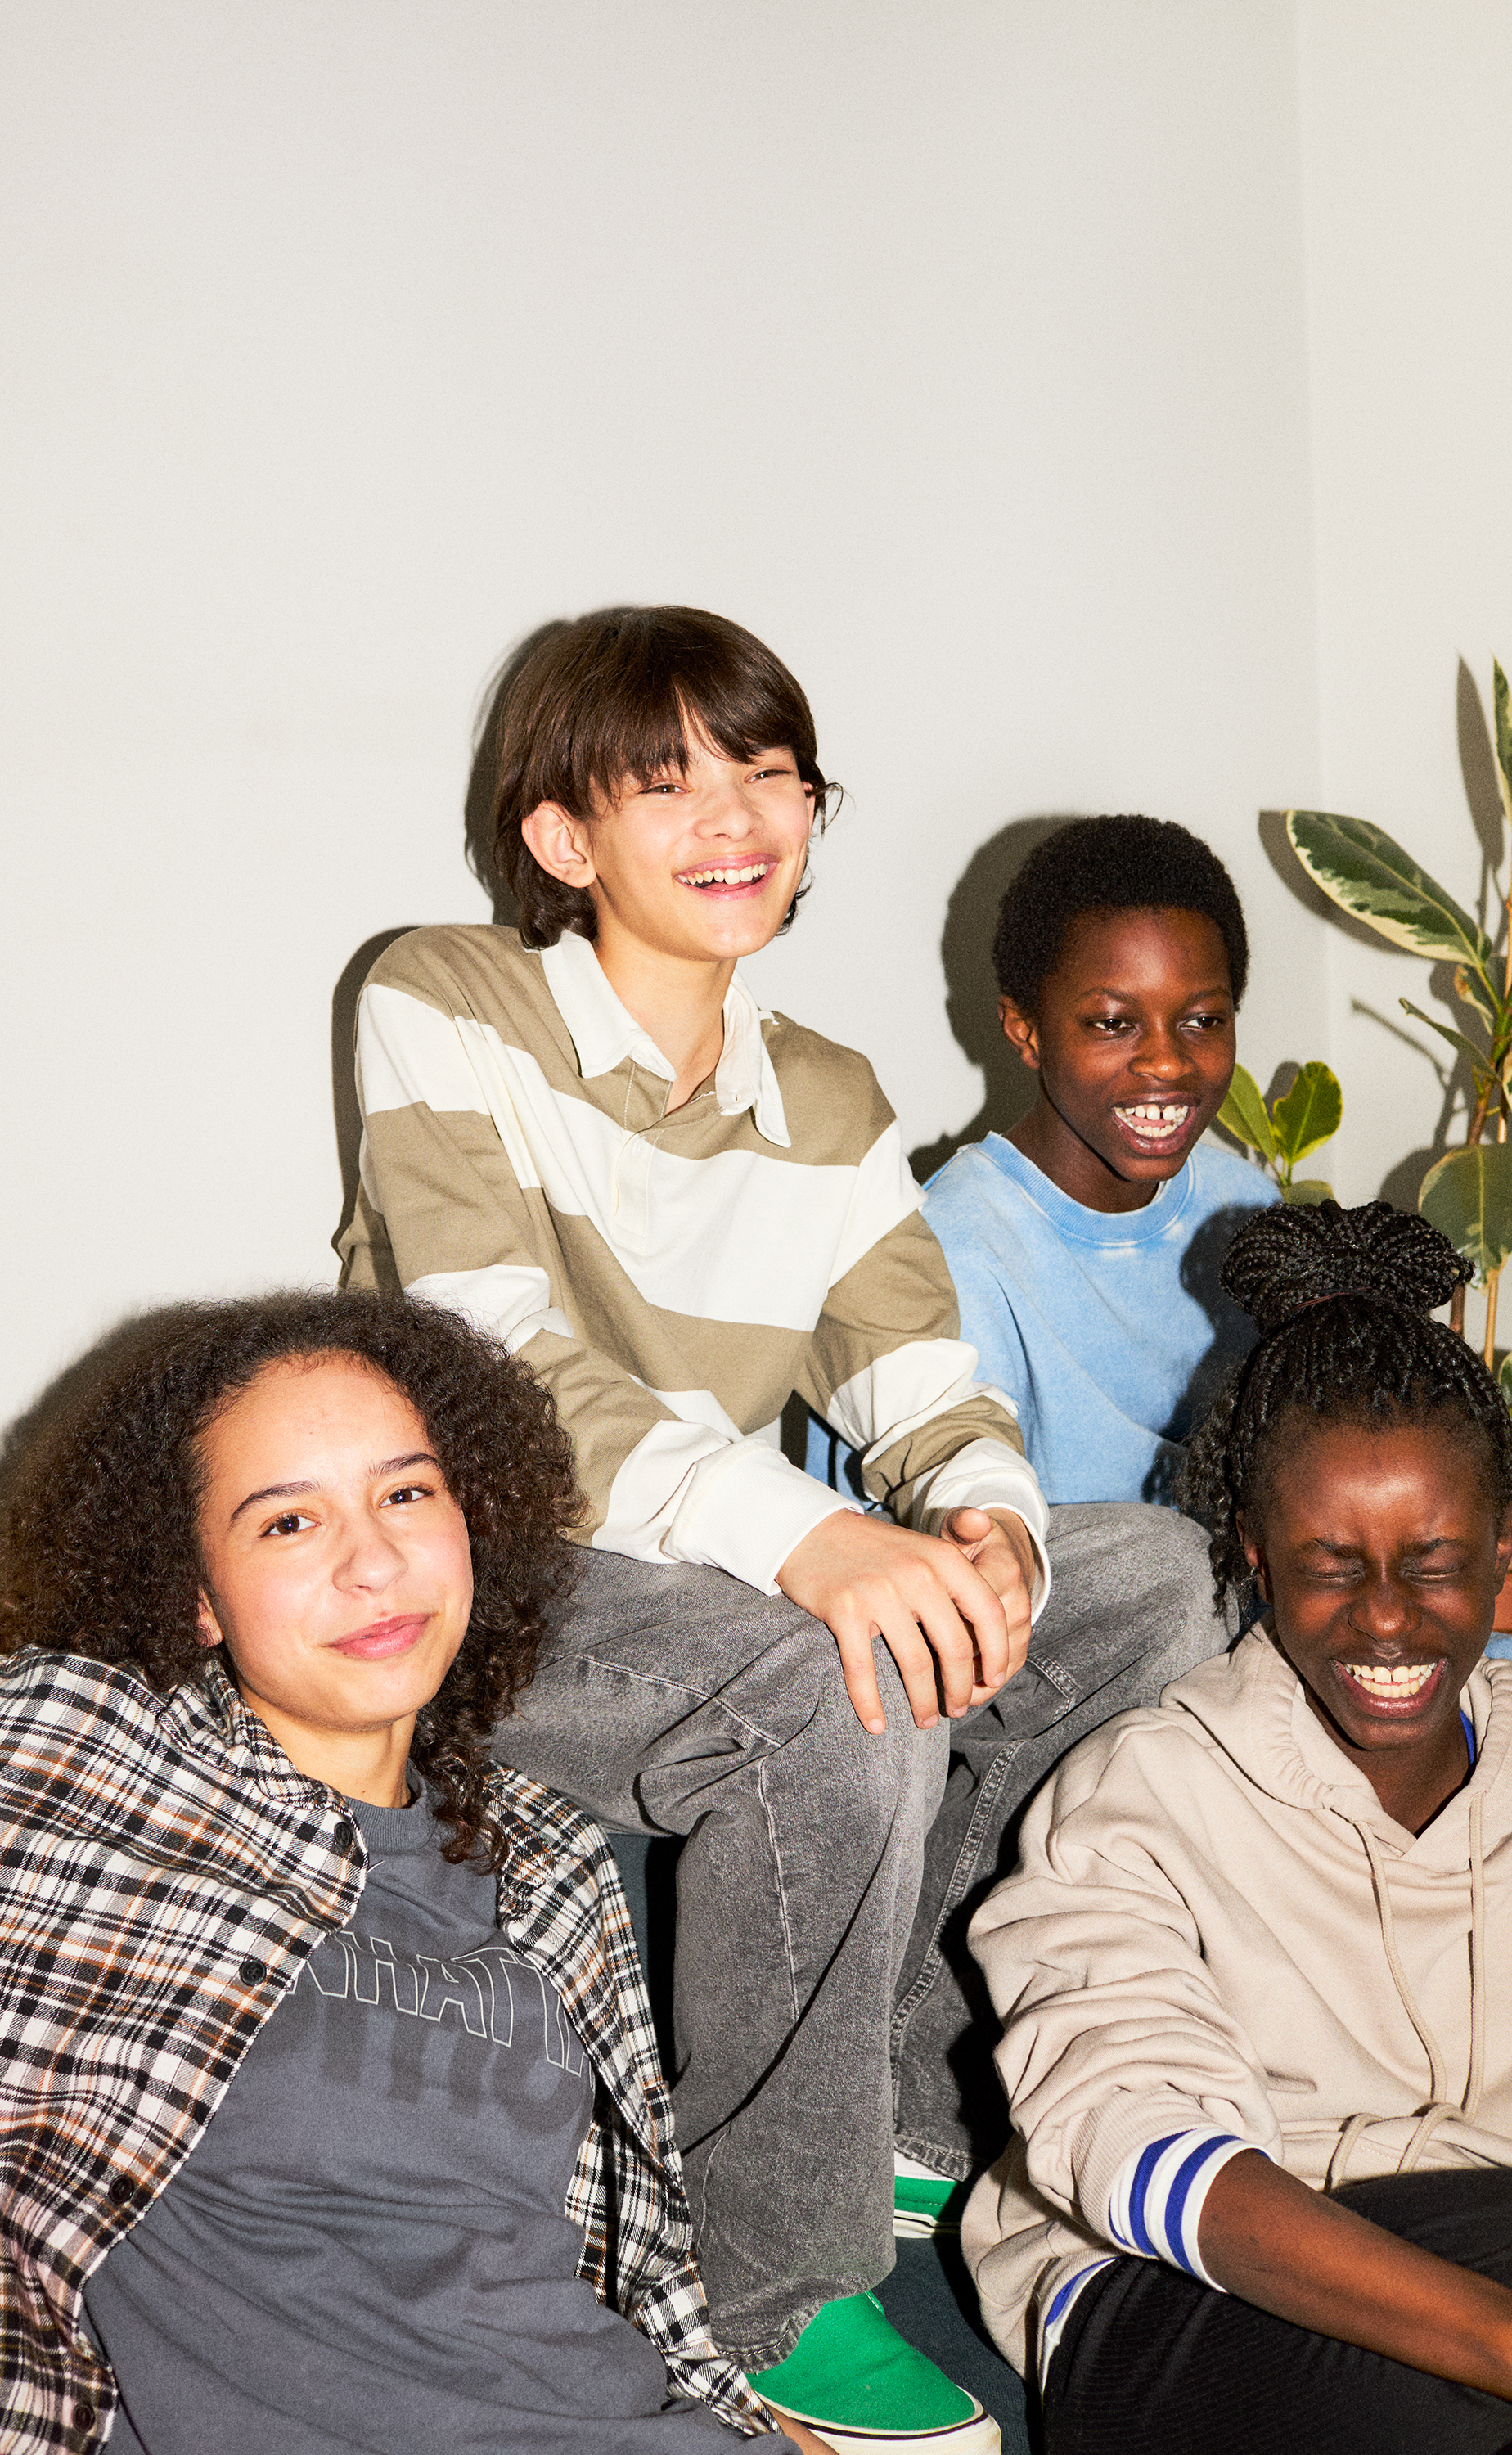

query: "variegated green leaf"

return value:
[1271, 1061, 1343, 1168]
[1281, 1178, 1334, 1206]
[1216, 1062, 1276, 1163]
[1499, 1350, 1512, 1412]
[1285, 809, 1495, 972]
[1496, 660, 1512, 830]
[1399, 998, 1493, 1079]
[1419, 1141, 1512, 1279]
[1455, 962, 1500, 1032]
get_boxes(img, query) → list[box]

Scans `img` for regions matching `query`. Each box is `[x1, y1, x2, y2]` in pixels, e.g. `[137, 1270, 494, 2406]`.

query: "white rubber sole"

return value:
[797, 2412, 1001, 2453]
[892, 2205, 961, 2241]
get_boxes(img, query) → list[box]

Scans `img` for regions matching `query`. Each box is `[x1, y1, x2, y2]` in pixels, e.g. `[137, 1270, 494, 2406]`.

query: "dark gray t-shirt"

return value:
[83, 1790, 731, 2453]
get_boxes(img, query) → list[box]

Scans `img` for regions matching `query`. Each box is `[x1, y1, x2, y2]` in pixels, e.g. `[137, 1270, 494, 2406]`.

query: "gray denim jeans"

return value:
[493, 1548, 948, 2367]
[492, 1504, 1225, 2365]
[893, 1502, 1230, 2179]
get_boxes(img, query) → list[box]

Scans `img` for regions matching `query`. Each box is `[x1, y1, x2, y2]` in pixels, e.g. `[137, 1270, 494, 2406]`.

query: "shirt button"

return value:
[106, 2175, 133, 2207]
[332, 1818, 355, 1851]
[72, 2401, 96, 2429]
[238, 1957, 268, 1984]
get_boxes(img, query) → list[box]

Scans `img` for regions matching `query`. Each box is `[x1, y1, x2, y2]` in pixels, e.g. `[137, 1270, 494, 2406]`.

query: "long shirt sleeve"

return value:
[338, 924, 1046, 1595]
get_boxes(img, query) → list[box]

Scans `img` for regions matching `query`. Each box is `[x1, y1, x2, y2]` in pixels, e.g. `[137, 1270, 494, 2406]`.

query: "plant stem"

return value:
[1451, 1067, 1506, 1338]
[1478, 904, 1512, 1351]
[1490, 1101, 1512, 1372]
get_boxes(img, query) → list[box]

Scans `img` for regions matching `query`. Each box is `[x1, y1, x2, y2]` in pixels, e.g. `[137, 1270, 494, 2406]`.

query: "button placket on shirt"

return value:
[606, 1057, 677, 1255]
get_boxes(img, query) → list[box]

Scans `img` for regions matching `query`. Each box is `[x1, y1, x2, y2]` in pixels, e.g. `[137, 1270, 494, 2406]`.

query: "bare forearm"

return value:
[1198, 2151, 1512, 2399]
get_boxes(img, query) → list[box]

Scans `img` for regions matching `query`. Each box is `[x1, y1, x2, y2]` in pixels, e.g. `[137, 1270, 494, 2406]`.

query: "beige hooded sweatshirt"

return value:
[963, 1628, 1510, 2375]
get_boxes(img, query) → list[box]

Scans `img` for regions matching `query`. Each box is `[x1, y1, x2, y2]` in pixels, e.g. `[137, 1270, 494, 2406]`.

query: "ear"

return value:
[520, 800, 597, 891]
[1237, 1511, 1271, 1604]
[1494, 1507, 1512, 1592]
[997, 993, 1040, 1070]
[196, 1591, 225, 1650]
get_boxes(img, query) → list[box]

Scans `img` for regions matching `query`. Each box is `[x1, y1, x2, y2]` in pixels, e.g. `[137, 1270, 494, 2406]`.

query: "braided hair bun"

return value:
[1220, 1198, 1469, 1337]
[1181, 1198, 1510, 1604]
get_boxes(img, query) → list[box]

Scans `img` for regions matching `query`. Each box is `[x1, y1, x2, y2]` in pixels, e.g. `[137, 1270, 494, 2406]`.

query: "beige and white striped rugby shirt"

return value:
[338, 924, 1048, 1598]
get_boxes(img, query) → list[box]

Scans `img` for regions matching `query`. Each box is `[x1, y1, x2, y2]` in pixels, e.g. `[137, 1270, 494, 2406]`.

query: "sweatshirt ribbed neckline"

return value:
[975, 1132, 1189, 1247]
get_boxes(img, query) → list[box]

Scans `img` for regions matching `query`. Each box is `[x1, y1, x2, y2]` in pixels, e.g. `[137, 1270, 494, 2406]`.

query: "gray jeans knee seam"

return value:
[890, 1739, 1022, 2049]
[542, 1652, 800, 1752]
[1024, 1651, 1082, 1708]
[757, 1755, 801, 2027]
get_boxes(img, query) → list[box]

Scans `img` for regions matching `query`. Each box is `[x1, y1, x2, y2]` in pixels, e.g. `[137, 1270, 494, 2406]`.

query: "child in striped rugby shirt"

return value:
[338, 605, 1222, 2448]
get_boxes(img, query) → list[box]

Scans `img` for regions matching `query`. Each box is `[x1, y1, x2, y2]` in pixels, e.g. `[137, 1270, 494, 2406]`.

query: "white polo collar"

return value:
[540, 930, 790, 1147]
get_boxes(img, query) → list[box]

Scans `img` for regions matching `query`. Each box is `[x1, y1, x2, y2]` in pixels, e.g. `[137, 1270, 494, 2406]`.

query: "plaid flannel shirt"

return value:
[0, 1647, 774, 2453]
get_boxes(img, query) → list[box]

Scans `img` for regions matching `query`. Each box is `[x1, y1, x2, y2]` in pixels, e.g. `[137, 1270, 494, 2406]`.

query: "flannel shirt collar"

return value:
[540, 929, 791, 1148]
[0, 1649, 772, 2450]
[161, 1651, 340, 1806]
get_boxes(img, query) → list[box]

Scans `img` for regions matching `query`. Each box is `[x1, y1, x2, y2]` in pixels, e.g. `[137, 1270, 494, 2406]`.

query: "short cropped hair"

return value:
[489, 605, 832, 948]
[992, 814, 1249, 1013]
[1, 1291, 583, 1868]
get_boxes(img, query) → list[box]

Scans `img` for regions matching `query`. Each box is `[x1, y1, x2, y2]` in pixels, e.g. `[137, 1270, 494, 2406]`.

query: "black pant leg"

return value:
[1042, 2169, 1512, 2455]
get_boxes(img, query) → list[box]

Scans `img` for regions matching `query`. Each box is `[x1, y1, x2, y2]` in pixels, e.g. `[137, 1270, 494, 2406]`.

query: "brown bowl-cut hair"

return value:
[488, 604, 833, 947]
[0, 1290, 584, 1868]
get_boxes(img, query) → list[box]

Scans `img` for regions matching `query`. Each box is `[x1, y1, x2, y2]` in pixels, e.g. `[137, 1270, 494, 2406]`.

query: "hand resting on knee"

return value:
[776, 1505, 1037, 1733]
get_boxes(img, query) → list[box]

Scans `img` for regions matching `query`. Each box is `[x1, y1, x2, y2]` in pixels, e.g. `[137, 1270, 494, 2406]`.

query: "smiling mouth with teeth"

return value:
[677, 863, 773, 890]
[1113, 1101, 1194, 1142]
[1338, 1660, 1440, 1703]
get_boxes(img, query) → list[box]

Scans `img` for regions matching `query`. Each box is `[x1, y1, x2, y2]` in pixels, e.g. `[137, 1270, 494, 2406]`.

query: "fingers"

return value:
[776, 1510, 1026, 1734]
[943, 1508, 1035, 1692]
[830, 1623, 891, 1734]
[929, 1532, 1013, 1697]
[905, 1574, 992, 1718]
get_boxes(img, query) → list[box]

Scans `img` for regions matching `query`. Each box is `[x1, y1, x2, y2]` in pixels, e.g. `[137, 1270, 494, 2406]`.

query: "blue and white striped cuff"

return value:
[1105, 2128, 1261, 2287]
[1037, 2256, 1118, 2383]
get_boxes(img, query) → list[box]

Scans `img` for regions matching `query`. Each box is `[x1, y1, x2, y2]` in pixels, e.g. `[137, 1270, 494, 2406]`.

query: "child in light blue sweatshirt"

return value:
[922, 815, 1275, 1507]
[805, 818, 1276, 2212]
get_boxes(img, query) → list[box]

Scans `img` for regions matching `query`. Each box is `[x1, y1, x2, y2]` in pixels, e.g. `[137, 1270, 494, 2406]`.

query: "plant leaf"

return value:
[1216, 1063, 1276, 1162]
[1499, 1350, 1512, 1412]
[1285, 809, 1496, 971]
[1456, 962, 1500, 1031]
[1418, 1142, 1512, 1279]
[1281, 1178, 1334, 1206]
[1271, 1061, 1343, 1167]
[1496, 660, 1512, 831]
[1399, 998, 1492, 1078]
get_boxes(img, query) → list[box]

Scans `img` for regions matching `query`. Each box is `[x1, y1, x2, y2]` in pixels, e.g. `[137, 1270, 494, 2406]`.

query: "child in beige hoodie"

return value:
[965, 1199, 1512, 2454]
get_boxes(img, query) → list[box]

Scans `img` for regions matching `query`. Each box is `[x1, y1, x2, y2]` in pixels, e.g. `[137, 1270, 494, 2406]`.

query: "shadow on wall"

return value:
[0, 1306, 201, 1543]
[908, 814, 1073, 1184]
[463, 620, 569, 929]
[330, 930, 416, 1250]
[328, 624, 569, 1248]
[1258, 674, 1508, 1209]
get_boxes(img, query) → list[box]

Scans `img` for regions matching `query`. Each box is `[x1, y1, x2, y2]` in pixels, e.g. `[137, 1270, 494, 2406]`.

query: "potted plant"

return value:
[1284, 660, 1512, 1374]
[1216, 1061, 1341, 1205]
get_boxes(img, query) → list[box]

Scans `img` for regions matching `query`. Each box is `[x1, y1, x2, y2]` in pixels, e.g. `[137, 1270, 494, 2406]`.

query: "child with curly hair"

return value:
[964, 1201, 1512, 2453]
[0, 1291, 818, 2455]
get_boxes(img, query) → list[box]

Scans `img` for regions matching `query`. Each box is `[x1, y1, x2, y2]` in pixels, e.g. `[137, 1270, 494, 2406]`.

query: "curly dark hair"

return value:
[1179, 1199, 1512, 1605]
[486, 605, 834, 948]
[992, 814, 1249, 1014]
[0, 1291, 584, 1868]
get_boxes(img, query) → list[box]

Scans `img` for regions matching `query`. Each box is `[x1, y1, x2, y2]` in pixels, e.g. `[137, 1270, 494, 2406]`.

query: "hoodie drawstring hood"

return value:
[1328, 1789, 1487, 2187]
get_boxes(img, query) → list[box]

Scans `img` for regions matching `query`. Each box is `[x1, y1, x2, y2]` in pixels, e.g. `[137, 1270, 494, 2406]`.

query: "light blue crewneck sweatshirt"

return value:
[919, 1134, 1276, 1506]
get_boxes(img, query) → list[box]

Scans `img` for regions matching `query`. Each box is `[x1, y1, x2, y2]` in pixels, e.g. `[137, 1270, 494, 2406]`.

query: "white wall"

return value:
[1298, 0, 1512, 1231]
[7, 1, 1498, 1429]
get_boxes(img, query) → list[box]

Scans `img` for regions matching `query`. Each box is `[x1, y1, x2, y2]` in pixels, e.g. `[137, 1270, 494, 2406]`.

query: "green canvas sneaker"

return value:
[893, 2152, 968, 2241]
[746, 2290, 1001, 2452]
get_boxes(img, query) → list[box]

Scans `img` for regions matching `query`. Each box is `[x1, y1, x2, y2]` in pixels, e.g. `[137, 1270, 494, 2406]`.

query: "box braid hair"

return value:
[1180, 1198, 1512, 1606]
